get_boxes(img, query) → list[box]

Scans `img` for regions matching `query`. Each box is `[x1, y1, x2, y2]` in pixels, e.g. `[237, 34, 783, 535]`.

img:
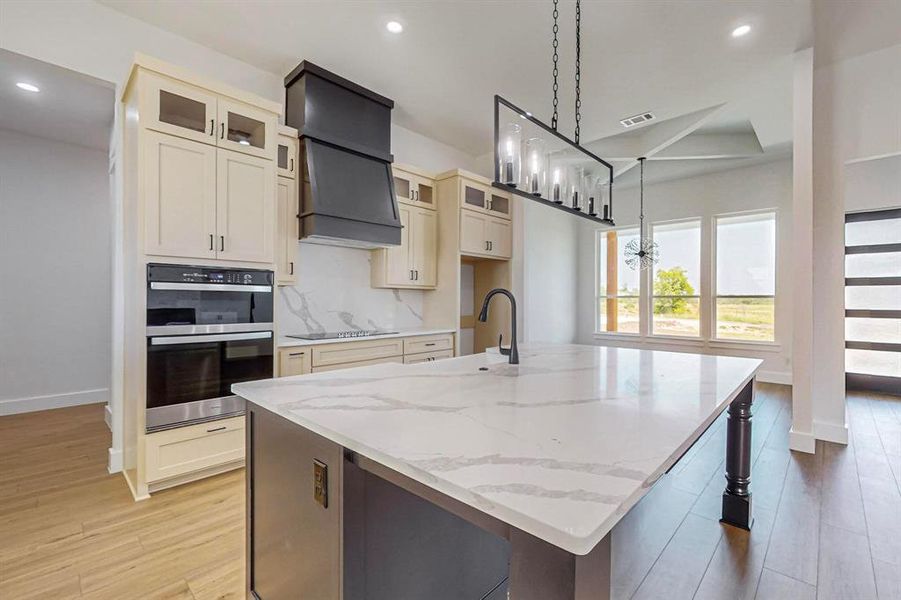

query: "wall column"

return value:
[789, 48, 816, 453]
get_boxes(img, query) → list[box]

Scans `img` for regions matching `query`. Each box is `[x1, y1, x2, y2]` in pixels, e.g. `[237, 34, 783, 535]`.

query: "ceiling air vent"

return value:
[620, 111, 655, 128]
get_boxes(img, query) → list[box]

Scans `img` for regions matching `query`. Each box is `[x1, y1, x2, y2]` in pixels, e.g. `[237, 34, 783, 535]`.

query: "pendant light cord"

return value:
[639, 157, 646, 236]
[574, 0, 581, 144]
[551, 0, 559, 130]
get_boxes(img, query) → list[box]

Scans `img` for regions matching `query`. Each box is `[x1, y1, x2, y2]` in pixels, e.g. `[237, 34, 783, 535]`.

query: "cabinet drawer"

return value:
[278, 347, 311, 376]
[403, 349, 454, 364]
[311, 338, 404, 368]
[312, 356, 403, 373]
[404, 334, 454, 355]
[145, 416, 244, 484]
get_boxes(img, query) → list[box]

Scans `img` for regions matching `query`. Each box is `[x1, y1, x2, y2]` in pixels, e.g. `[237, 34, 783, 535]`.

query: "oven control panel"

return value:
[147, 264, 273, 286]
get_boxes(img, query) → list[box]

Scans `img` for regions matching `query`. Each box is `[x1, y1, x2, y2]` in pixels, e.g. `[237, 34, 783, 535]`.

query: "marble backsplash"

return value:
[277, 242, 424, 335]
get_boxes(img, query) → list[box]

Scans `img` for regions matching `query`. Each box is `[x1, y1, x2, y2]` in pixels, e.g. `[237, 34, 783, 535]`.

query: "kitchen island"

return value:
[234, 343, 760, 600]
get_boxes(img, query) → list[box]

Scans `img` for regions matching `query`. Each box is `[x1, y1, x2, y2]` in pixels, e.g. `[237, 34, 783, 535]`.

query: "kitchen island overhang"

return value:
[236, 343, 761, 600]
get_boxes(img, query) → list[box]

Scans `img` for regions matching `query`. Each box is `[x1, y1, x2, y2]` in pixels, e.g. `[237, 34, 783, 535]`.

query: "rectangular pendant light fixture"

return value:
[492, 95, 615, 227]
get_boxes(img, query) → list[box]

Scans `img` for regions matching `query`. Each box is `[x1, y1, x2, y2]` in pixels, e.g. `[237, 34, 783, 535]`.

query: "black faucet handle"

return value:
[498, 334, 511, 356]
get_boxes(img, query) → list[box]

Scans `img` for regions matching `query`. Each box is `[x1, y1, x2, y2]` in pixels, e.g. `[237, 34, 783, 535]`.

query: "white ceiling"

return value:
[99, 0, 810, 160]
[0, 49, 114, 151]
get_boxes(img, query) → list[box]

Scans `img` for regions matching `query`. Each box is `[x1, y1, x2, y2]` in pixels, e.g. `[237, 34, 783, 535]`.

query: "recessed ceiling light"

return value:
[16, 82, 40, 93]
[731, 24, 751, 38]
[386, 21, 403, 34]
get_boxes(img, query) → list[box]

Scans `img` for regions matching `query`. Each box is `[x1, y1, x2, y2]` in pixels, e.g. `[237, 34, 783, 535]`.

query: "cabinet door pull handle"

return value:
[220, 236, 225, 252]
[289, 352, 305, 357]
[209, 234, 214, 251]
[220, 122, 225, 140]
[415, 270, 419, 280]
[290, 158, 294, 172]
[289, 261, 294, 275]
[209, 119, 215, 136]
[206, 426, 227, 433]
[425, 342, 436, 347]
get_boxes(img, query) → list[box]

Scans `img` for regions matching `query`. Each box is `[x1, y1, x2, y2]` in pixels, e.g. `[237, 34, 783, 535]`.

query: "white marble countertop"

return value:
[277, 327, 456, 348]
[233, 343, 761, 555]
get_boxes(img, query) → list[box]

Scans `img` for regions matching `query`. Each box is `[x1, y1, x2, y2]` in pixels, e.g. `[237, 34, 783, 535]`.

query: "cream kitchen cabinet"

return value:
[277, 132, 299, 179]
[278, 347, 311, 376]
[459, 209, 512, 259]
[143, 130, 218, 260]
[276, 175, 298, 285]
[143, 72, 276, 160]
[216, 149, 275, 263]
[276, 127, 300, 286]
[371, 204, 437, 289]
[393, 165, 434, 209]
[143, 132, 274, 263]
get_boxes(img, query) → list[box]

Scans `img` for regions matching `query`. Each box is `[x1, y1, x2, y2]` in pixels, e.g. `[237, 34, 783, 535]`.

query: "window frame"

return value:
[593, 209, 780, 349]
[712, 209, 779, 344]
[594, 226, 641, 336]
[649, 218, 703, 339]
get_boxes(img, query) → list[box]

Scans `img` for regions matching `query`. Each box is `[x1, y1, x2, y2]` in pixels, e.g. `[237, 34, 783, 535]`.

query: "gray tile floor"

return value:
[612, 383, 901, 599]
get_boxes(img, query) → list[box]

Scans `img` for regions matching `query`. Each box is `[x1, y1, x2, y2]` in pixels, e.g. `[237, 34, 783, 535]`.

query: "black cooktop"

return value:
[286, 330, 399, 341]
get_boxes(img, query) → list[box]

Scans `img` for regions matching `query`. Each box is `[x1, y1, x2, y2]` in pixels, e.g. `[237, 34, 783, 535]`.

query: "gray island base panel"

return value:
[235, 343, 761, 599]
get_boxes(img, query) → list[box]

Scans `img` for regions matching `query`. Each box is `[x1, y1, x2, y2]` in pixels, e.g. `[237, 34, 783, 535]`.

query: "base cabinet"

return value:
[278, 347, 311, 376]
[144, 416, 244, 488]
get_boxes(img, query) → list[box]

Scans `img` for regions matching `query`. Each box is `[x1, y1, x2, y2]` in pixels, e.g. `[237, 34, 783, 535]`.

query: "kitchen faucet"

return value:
[478, 288, 519, 365]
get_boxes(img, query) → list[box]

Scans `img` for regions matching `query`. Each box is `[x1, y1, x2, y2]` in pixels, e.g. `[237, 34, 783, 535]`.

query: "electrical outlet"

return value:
[313, 459, 328, 508]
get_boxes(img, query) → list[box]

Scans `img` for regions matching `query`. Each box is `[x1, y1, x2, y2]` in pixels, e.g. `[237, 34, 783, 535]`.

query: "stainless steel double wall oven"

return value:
[145, 264, 274, 432]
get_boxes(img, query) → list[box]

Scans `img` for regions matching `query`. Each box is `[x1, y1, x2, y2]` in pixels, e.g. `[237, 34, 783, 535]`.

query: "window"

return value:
[714, 212, 776, 341]
[844, 209, 901, 393]
[651, 220, 701, 337]
[597, 228, 640, 333]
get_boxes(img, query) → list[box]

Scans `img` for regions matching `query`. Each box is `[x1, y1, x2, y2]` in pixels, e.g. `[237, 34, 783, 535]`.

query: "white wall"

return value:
[810, 42, 901, 443]
[845, 154, 901, 213]
[571, 158, 794, 380]
[0, 129, 111, 414]
[522, 203, 580, 344]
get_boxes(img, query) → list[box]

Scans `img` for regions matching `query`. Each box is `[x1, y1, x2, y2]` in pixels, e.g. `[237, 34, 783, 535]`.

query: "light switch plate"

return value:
[313, 459, 328, 508]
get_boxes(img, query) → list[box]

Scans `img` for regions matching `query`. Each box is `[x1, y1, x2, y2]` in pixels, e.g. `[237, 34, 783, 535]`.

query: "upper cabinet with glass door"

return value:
[451, 172, 512, 221]
[277, 126, 299, 179]
[136, 64, 279, 161]
[392, 164, 435, 210]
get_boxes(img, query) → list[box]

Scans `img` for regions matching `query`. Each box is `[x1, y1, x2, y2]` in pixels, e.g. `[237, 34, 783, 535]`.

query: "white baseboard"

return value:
[108, 447, 123, 474]
[789, 427, 816, 454]
[814, 419, 849, 445]
[757, 370, 792, 385]
[104, 404, 113, 430]
[0, 388, 109, 416]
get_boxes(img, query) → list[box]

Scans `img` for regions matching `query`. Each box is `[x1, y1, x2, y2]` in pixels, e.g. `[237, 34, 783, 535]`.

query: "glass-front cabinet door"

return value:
[393, 170, 414, 204]
[487, 192, 510, 217]
[462, 181, 488, 211]
[277, 133, 298, 179]
[217, 98, 275, 160]
[145, 73, 218, 146]
[415, 179, 434, 208]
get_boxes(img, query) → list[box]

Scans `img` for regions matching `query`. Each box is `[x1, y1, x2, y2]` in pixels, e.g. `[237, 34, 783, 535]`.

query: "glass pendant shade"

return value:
[549, 162, 567, 204]
[498, 122, 522, 187]
[524, 137, 547, 196]
[570, 166, 584, 210]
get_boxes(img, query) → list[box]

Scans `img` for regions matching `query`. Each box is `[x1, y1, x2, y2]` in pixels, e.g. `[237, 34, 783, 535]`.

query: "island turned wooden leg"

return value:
[509, 529, 611, 600]
[721, 378, 754, 530]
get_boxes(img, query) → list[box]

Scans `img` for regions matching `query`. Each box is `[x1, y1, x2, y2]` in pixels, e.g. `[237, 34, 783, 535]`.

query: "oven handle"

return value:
[149, 282, 272, 293]
[150, 331, 273, 346]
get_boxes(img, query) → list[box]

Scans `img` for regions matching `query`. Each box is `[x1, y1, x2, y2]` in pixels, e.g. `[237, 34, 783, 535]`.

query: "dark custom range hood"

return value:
[285, 61, 401, 248]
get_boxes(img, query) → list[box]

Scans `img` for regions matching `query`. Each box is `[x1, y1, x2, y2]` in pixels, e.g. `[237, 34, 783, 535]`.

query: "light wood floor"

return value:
[1, 385, 899, 599]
